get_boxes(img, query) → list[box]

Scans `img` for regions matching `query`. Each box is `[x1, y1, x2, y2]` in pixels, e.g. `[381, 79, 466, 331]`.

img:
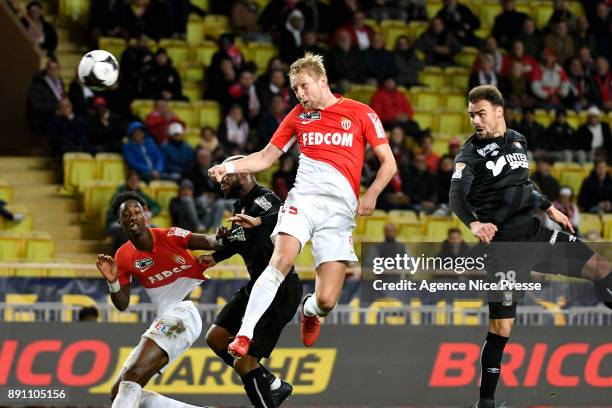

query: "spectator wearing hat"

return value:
[161, 123, 194, 182]
[122, 121, 164, 182]
[578, 160, 612, 214]
[145, 99, 185, 145]
[576, 106, 612, 163]
[169, 179, 205, 232]
[531, 49, 570, 110]
[87, 96, 127, 153]
[532, 158, 561, 202]
[547, 186, 580, 232]
[142, 48, 185, 100]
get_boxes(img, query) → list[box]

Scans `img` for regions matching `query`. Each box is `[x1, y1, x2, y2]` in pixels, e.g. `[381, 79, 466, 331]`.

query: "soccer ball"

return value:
[78, 50, 119, 91]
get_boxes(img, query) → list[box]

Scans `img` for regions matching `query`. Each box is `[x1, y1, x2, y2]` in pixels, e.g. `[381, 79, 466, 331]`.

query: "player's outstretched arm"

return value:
[188, 233, 223, 251]
[96, 254, 130, 311]
[208, 143, 283, 182]
[359, 144, 397, 216]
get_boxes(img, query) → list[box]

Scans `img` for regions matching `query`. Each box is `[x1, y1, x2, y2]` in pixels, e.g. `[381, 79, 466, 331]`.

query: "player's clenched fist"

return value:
[357, 190, 377, 216]
[208, 164, 227, 183]
[96, 254, 118, 282]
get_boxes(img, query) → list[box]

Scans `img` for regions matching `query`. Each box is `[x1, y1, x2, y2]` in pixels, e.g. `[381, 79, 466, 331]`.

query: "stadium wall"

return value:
[0, 324, 610, 406]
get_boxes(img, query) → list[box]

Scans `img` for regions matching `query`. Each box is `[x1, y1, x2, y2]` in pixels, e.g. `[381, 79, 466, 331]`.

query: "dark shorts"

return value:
[214, 273, 303, 358]
[486, 217, 594, 319]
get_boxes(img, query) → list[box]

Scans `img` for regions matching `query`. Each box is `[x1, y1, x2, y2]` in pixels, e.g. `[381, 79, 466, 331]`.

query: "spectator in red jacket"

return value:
[144, 99, 184, 144]
[371, 77, 414, 127]
[531, 49, 570, 110]
[335, 9, 374, 51]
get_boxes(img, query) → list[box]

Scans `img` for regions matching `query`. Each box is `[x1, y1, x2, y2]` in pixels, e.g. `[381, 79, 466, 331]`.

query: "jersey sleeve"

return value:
[449, 155, 478, 226]
[114, 248, 133, 286]
[360, 105, 389, 148]
[165, 227, 192, 248]
[270, 105, 299, 152]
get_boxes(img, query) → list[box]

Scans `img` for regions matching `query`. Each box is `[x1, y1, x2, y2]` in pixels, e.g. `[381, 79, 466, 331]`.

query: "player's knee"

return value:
[315, 293, 337, 313]
[269, 252, 295, 273]
[489, 319, 513, 337]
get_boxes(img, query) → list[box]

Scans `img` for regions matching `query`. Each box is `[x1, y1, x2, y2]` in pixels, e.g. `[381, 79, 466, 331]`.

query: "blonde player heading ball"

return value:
[208, 53, 397, 357]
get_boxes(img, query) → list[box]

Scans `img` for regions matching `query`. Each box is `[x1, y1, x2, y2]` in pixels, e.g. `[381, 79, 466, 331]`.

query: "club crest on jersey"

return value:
[135, 257, 154, 271]
[173, 255, 186, 265]
[254, 195, 272, 211]
[298, 111, 321, 122]
[477, 142, 500, 157]
[340, 117, 352, 130]
[485, 153, 529, 176]
[228, 226, 246, 242]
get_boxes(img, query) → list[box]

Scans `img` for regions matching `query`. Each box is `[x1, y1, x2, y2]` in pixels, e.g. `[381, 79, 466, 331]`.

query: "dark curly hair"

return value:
[110, 191, 147, 222]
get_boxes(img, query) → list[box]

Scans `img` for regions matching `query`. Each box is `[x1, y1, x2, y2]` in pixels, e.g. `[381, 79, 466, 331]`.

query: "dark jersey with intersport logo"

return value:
[449, 128, 552, 240]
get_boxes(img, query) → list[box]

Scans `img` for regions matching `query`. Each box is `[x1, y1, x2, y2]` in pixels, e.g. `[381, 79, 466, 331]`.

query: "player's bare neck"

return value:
[131, 227, 154, 252]
[317, 93, 339, 110]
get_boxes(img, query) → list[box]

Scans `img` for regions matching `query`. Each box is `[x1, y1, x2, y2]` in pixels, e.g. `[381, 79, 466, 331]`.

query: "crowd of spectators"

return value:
[22, 0, 612, 243]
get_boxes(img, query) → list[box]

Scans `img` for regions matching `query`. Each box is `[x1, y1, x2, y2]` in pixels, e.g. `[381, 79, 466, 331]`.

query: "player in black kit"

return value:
[198, 156, 302, 408]
[449, 86, 612, 408]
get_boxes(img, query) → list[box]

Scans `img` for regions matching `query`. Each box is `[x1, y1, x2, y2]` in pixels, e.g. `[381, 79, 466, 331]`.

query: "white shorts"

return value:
[271, 191, 358, 268]
[121, 301, 202, 375]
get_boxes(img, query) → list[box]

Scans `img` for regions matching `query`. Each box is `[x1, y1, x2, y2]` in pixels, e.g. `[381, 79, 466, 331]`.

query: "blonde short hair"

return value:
[289, 53, 327, 87]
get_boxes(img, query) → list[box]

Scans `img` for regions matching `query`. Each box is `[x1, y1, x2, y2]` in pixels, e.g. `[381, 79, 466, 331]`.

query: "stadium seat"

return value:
[23, 231, 54, 262]
[380, 20, 410, 49]
[63, 152, 96, 193]
[445, 67, 470, 90]
[184, 128, 201, 149]
[566, 1, 585, 18]
[532, 1, 554, 28]
[437, 111, 467, 135]
[84, 180, 118, 219]
[425, 217, 455, 241]
[413, 90, 443, 111]
[59, 0, 90, 24]
[425, 1, 442, 19]
[412, 110, 435, 131]
[346, 84, 377, 104]
[0, 206, 32, 233]
[419, 67, 446, 89]
[247, 43, 278, 74]
[98, 37, 127, 61]
[397, 222, 426, 242]
[181, 65, 205, 82]
[559, 170, 588, 197]
[455, 219, 479, 243]
[515, 1, 531, 15]
[580, 213, 602, 236]
[183, 82, 203, 102]
[257, 162, 279, 186]
[149, 181, 179, 210]
[0, 232, 22, 261]
[195, 100, 222, 129]
[193, 41, 218, 66]
[96, 153, 126, 184]
[131, 99, 154, 120]
[432, 139, 449, 156]
[566, 110, 582, 130]
[388, 210, 418, 223]
[191, 0, 209, 11]
[478, 1, 502, 28]
[170, 101, 198, 128]
[363, 218, 387, 241]
[203, 15, 230, 39]
[187, 17, 205, 45]
[454, 47, 479, 68]
[152, 213, 172, 228]
[443, 90, 466, 111]
[407, 21, 429, 42]
[165, 44, 190, 67]
[534, 109, 553, 127]
[296, 243, 314, 268]
[0, 179, 12, 204]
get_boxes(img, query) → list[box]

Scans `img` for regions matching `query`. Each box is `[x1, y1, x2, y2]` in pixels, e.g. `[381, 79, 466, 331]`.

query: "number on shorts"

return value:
[282, 205, 298, 215]
[494, 270, 516, 284]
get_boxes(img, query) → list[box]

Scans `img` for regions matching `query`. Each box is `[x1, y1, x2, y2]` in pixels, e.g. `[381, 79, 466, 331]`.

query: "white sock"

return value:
[303, 294, 331, 317]
[112, 381, 142, 408]
[237, 266, 285, 338]
[140, 389, 202, 408]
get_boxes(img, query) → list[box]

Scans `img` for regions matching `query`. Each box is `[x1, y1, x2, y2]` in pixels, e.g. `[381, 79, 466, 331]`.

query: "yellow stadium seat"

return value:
[63, 152, 96, 193]
[196, 100, 222, 129]
[388, 210, 418, 223]
[580, 213, 602, 236]
[566, 110, 582, 130]
[398, 222, 426, 242]
[296, 243, 314, 268]
[426, 1, 442, 19]
[99, 37, 127, 61]
[248, 43, 278, 74]
[432, 139, 449, 156]
[257, 162, 279, 186]
[204, 15, 231, 39]
[419, 68, 446, 89]
[149, 181, 179, 210]
[0, 232, 23, 261]
[437, 111, 466, 135]
[407, 21, 429, 42]
[181, 65, 205, 82]
[192, 0, 209, 11]
[59, 0, 90, 24]
[347, 84, 377, 104]
[566, 1, 584, 18]
[170, 101, 198, 128]
[165, 45, 190, 67]
[426, 217, 456, 241]
[1, 206, 32, 233]
[413, 110, 435, 130]
[23, 232, 54, 262]
[559, 170, 588, 197]
[131, 99, 154, 120]
[183, 82, 203, 102]
[0, 180, 12, 204]
[445, 67, 470, 90]
[478, 2, 502, 28]
[532, 1, 554, 29]
[184, 128, 201, 149]
[534, 109, 553, 127]
[187, 18, 205, 45]
[414, 90, 443, 111]
[152, 212, 172, 228]
[443, 90, 466, 111]
[454, 47, 479, 68]
[96, 153, 126, 184]
[193, 41, 218, 66]
[515, 1, 531, 15]
[380, 20, 410, 50]
[84, 180, 118, 219]
[363, 218, 387, 241]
